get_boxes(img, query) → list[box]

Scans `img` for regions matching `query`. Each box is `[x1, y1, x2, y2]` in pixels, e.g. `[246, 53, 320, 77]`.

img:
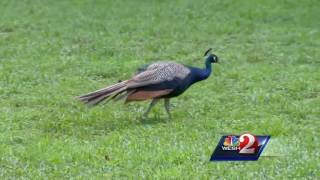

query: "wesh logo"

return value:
[210, 133, 270, 161]
[222, 136, 240, 150]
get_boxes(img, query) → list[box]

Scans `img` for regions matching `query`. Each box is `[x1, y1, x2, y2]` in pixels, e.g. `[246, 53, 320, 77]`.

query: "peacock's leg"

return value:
[164, 98, 171, 118]
[143, 99, 159, 118]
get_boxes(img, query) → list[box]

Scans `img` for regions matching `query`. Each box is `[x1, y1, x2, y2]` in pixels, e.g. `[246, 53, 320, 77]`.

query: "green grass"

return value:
[1, 0, 319, 178]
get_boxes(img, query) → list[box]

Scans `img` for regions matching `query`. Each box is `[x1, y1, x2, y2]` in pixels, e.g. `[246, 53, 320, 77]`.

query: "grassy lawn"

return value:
[1, 0, 319, 178]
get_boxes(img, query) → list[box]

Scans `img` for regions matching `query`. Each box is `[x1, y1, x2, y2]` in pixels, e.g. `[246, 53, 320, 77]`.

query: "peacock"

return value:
[78, 48, 218, 118]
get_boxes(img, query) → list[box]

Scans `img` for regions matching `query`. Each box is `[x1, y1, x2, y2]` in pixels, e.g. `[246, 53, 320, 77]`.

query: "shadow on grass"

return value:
[38, 99, 174, 140]
[139, 115, 171, 125]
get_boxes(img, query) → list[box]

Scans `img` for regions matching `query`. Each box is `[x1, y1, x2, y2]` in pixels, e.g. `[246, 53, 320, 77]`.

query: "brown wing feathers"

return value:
[126, 89, 173, 102]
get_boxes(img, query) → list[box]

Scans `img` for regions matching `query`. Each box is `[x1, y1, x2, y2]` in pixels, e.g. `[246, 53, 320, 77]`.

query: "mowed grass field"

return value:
[1, 0, 319, 178]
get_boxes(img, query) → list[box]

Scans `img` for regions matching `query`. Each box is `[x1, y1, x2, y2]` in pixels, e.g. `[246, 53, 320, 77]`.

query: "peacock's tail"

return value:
[77, 80, 129, 106]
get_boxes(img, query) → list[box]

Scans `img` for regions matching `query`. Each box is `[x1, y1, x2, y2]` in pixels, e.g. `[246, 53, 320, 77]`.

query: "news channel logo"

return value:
[210, 133, 270, 161]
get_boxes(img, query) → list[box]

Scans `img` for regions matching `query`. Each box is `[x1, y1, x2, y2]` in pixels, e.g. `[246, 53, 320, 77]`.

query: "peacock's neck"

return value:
[191, 59, 212, 82]
[200, 59, 213, 79]
[204, 59, 212, 74]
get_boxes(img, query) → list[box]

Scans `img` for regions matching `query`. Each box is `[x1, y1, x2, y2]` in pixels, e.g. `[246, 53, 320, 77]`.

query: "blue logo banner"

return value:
[210, 134, 270, 161]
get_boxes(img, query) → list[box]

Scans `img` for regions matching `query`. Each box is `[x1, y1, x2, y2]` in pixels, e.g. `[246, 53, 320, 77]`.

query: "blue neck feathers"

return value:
[189, 57, 213, 82]
[198, 58, 213, 80]
[204, 58, 212, 75]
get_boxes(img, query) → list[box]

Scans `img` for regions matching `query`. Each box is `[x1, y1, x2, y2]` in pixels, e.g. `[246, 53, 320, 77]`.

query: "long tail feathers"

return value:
[78, 80, 128, 106]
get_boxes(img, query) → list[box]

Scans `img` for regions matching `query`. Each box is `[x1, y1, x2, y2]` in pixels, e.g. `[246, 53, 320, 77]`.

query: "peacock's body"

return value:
[78, 48, 218, 118]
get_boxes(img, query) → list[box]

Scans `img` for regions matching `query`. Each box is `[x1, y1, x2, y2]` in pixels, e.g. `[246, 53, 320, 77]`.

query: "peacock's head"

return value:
[204, 48, 218, 63]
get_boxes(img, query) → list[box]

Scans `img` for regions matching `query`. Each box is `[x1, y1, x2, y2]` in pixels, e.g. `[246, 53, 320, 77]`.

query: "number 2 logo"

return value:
[239, 133, 258, 154]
